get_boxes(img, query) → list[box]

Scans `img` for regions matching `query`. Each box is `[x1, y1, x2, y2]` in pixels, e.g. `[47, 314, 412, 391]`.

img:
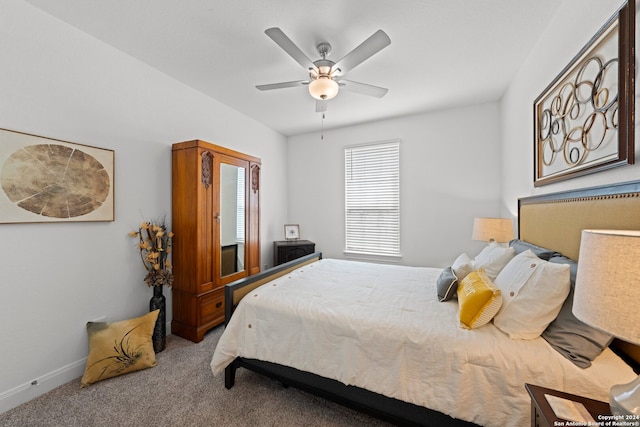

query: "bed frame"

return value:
[223, 179, 640, 426]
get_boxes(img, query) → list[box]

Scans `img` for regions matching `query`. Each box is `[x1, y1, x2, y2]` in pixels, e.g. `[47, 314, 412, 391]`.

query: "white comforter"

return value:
[211, 259, 637, 426]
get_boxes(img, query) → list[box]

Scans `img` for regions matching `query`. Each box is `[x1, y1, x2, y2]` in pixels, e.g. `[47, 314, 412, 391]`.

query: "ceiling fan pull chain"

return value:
[321, 113, 325, 140]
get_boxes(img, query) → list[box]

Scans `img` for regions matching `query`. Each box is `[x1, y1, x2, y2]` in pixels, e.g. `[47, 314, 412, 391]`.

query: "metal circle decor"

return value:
[539, 57, 618, 166]
[1, 144, 110, 218]
[538, 55, 619, 170]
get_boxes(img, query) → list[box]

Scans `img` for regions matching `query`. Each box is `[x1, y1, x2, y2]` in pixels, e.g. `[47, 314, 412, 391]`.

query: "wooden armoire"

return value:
[171, 140, 261, 342]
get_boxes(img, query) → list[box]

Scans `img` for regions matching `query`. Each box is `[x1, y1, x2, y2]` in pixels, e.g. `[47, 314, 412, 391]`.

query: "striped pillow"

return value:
[457, 269, 503, 329]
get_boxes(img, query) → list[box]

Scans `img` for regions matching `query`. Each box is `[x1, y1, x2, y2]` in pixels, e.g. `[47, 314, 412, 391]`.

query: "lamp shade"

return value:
[472, 217, 514, 243]
[309, 77, 339, 100]
[573, 229, 640, 345]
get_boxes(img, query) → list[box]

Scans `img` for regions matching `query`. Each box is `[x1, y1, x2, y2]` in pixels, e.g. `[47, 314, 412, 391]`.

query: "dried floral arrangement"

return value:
[129, 219, 174, 287]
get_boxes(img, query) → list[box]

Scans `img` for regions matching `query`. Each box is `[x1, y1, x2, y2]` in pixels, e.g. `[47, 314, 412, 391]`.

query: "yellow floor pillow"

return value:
[80, 309, 159, 387]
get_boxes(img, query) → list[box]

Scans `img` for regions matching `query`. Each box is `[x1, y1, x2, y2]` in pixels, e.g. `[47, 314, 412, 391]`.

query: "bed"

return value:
[211, 180, 640, 426]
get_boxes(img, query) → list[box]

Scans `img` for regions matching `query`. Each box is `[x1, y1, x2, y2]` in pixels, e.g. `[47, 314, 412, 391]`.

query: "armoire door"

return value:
[214, 153, 250, 286]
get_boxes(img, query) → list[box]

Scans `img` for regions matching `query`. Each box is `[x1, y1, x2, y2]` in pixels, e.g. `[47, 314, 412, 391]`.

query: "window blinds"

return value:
[345, 140, 400, 256]
[236, 167, 245, 243]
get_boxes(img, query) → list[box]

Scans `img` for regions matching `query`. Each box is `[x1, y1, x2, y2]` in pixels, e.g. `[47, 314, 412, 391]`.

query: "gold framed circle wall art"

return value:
[0, 128, 114, 223]
[533, 0, 635, 187]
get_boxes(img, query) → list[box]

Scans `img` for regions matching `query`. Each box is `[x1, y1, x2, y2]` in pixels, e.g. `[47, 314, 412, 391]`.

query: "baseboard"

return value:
[0, 320, 172, 414]
[0, 358, 86, 414]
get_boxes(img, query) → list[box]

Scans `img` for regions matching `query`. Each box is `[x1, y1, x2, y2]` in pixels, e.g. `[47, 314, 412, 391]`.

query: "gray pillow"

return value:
[436, 266, 458, 302]
[509, 239, 559, 260]
[550, 255, 577, 285]
[541, 256, 613, 368]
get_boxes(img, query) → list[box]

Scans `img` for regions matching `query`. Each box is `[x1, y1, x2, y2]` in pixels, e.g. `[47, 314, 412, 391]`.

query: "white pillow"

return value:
[452, 253, 473, 281]
[493, 250, 570, 340]
[472, 242, 515, 280]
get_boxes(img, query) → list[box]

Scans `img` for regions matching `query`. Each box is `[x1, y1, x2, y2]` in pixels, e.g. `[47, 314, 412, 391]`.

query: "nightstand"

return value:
[525, 383, 611, 427]
[274, 240, 315, 266]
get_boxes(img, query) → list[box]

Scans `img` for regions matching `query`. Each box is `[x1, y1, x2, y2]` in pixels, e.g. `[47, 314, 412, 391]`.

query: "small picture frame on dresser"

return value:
[284, 224, 300, 240]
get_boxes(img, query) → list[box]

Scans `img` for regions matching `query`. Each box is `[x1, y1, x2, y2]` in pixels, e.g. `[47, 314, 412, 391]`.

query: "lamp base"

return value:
[610, 375, 640, 416]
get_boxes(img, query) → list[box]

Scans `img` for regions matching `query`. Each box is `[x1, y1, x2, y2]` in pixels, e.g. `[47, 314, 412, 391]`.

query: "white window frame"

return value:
[344, 139, 401, 261]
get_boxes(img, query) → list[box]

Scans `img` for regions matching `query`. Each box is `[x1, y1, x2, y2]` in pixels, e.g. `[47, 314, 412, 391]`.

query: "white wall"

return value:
[287, 102, 503, 268]
[501, 0, 640, 215]
[0, 0, 288, 412]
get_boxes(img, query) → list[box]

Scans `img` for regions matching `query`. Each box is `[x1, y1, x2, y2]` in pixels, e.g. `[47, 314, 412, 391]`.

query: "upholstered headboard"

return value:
[518, 180, 640, 369]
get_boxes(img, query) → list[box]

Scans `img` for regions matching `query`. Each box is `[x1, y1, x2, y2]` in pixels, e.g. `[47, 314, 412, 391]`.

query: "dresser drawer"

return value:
[274, 240, 316, 266]
[200, 289, 224, 325]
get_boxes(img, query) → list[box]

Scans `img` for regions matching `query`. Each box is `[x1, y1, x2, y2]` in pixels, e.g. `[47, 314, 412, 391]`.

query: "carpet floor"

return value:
[0, 325, 391, 426]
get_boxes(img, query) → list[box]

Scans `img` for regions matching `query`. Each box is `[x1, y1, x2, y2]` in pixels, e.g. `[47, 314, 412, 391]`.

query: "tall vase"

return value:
[150, 285, 166, 353]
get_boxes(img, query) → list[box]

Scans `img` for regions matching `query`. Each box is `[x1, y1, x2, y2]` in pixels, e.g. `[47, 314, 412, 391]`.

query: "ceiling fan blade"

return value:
[333, 30, 391, 75]
[265, 27, 317, 72]
[316, 99, 327, 113]
[339, 80, 388, 98]
[256, 80, 308, 91]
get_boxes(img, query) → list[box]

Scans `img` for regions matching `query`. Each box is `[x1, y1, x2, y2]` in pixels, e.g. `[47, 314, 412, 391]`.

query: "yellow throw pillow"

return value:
[457, 269, 502, 329]
[80, 310, 159, 387]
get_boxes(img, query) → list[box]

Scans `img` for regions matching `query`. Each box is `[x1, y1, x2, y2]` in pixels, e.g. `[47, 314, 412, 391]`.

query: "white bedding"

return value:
[211, 259, 637, 426]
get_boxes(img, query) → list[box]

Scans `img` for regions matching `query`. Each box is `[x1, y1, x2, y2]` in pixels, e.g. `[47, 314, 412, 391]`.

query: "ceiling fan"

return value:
[256, 27, 391, 113]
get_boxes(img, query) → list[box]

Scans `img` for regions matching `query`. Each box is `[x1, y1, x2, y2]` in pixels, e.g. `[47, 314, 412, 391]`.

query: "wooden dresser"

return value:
[171, 140, 260, 342]
[274, 240, 316, 266]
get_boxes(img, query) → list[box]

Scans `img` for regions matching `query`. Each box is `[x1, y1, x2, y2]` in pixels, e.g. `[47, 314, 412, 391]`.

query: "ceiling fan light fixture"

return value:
[309, 77, 339, 100]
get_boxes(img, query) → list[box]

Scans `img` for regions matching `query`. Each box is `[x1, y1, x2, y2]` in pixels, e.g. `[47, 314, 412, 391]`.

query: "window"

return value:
[344, 140, 400, 257]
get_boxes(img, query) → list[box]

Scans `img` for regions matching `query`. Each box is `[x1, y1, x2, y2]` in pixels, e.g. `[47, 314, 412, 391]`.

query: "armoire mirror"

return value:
[219, 162, 245, 277]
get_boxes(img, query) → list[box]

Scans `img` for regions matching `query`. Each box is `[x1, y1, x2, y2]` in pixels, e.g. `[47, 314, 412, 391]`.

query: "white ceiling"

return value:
[24, 0, 563, 136]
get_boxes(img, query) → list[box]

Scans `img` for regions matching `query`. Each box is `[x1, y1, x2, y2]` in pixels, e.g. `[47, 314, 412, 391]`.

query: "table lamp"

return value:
[573, 229, 640, 416]
[472, 217, 514, 243]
